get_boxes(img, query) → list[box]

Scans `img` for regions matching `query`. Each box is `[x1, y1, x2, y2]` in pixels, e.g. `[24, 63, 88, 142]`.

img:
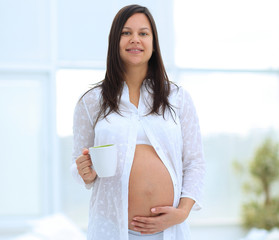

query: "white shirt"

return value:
[72, 80, 205, 240]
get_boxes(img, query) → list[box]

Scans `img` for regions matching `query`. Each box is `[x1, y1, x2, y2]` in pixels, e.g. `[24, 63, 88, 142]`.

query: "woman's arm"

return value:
[177, 197, 195, 218]
[179, 87, 205, 210]
[130, 197, 195, 234]
[72, 95, 96, 189]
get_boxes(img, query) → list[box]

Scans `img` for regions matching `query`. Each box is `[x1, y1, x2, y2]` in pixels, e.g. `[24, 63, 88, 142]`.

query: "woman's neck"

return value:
[124, 65, 147, 91]
[124, 65, 148, 108]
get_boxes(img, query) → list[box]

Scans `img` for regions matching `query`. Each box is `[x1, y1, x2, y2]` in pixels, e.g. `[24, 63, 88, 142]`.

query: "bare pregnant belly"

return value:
[128, 145, 174, 229]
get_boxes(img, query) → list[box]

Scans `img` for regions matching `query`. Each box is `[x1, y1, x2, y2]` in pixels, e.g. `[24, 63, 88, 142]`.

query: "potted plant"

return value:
[234, 138, 279, 230]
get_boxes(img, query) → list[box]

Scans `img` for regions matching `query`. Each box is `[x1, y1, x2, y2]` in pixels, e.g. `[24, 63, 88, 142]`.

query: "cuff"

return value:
[180, 194, 202, 211]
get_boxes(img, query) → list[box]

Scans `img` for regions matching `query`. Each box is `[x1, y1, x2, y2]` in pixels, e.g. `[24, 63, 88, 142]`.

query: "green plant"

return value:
[234, 138, 279, 230]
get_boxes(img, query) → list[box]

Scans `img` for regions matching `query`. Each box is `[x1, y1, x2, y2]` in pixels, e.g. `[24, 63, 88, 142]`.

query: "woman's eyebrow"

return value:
[122, 26, 150, 31]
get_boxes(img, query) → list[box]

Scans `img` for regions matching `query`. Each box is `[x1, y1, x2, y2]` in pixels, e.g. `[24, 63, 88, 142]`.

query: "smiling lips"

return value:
[126, 48, 144, 53]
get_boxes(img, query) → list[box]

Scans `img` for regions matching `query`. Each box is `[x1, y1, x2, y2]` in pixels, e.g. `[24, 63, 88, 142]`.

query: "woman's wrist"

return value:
[84, 171, 97, 184]
[177, 197, 195, 221]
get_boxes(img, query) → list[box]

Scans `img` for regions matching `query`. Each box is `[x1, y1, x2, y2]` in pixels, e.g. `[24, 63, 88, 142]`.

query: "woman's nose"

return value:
[129, 34, 140, 43]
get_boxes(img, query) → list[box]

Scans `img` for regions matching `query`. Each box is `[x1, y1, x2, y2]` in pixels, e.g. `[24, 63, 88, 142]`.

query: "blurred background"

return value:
[0, 0, 279, 239]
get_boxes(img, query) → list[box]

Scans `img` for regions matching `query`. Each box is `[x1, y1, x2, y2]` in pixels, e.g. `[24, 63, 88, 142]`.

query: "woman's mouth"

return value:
[126, 48, 144, 53]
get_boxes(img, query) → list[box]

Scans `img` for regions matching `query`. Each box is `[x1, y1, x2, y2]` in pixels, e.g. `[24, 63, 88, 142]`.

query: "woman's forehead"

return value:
[123, 13, 151, 29]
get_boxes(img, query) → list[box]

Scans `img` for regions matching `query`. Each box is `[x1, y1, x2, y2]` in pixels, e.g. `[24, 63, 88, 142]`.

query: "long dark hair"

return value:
[90, 4, 175, 122]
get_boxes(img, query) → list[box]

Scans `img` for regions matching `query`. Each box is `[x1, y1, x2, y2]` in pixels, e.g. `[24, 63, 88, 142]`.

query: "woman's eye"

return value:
[121, 31, 130, 36]
[140, 32, 147, 36]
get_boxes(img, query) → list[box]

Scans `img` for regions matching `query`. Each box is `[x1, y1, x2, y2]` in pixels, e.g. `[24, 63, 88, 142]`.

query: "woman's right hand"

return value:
[76, 148, 97, 184]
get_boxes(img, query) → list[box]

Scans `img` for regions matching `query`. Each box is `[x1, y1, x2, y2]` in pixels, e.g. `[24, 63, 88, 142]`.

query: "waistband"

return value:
[128, 229, 163, 236]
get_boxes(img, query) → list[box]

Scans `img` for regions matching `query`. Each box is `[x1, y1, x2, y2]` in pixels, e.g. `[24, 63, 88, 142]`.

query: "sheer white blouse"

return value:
[71, 80, 205, 240]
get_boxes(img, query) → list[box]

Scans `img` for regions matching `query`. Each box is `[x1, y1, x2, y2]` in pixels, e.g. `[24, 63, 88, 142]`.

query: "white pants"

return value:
[128, 229, 163, 240]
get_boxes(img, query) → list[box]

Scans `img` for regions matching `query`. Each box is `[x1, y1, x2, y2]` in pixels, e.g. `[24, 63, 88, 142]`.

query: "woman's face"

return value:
[119, 13, 153, 69]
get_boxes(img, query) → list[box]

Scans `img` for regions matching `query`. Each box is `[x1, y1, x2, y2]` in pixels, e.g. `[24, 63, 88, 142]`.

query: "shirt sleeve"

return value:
[179, 87, 205, 210]
[72, 95, 95, 190]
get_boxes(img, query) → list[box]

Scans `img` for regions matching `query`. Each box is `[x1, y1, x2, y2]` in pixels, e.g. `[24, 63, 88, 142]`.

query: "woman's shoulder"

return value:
[169, 82, 195, 111]
[77, 84, 102, 116]
[169, 82, 190, 98]
[81, 84, 102, 104]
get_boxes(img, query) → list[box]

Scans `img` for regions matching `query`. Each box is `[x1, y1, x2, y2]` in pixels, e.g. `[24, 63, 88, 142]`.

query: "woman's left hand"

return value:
[130, 206, 188, 234]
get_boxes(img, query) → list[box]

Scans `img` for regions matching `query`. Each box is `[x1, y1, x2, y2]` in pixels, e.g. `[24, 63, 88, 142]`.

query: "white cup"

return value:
[89, 144, 117, 177]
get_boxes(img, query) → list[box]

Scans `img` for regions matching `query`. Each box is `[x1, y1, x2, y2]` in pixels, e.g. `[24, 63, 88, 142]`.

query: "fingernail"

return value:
[151, 208, 156, 212]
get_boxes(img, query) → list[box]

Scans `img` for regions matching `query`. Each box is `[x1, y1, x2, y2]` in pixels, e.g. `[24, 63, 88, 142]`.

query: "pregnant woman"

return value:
[72, 4, 205, 240]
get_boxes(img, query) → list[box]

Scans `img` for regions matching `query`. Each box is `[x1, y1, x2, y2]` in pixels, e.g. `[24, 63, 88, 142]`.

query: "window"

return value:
[0, 73, 48, 217]
[174, 0, 279, 70]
